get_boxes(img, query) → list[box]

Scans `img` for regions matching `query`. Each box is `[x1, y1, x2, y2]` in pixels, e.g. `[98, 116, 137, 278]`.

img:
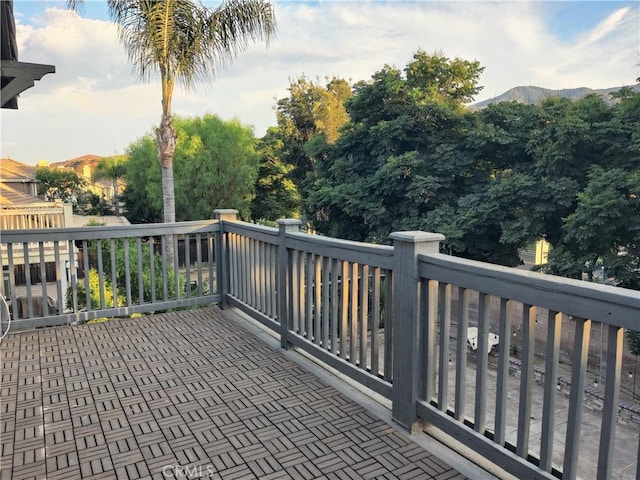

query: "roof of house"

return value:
[0, 157, 36, 181]
[0, 182, 42, 206]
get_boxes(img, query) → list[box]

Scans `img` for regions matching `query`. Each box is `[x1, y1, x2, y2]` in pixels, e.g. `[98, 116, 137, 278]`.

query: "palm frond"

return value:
[64, 0, 84, 14]
[208, 0, 277, 68]
[107, 0, 276, 91]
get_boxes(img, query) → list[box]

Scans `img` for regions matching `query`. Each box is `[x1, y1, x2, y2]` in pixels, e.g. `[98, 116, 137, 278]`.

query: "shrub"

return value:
[67, 268, 122, 310]
[98, 238, 182, 304]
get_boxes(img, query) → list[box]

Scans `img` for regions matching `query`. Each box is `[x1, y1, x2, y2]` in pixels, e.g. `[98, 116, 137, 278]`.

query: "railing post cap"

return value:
[276, 219, 303, 227]
[389, 231, 445, 243]
[213, 209, 239, 215]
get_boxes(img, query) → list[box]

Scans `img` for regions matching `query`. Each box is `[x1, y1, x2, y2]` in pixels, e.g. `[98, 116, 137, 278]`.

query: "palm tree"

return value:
[93, 155, 127, 217]
[67, 0, 276, 226]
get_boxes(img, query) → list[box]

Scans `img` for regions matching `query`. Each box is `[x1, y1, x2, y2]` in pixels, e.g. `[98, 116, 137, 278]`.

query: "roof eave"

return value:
[1, 60, 55, 109]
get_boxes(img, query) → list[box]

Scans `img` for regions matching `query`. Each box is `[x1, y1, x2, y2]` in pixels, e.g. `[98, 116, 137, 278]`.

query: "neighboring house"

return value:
[0, 158, 130, 308]
[0, 182, 73, 230]
[0, 157, 37, 196]
[0, 157, 73, 229]
[0, 159, 75, 308]
[48, 155, 116, 200]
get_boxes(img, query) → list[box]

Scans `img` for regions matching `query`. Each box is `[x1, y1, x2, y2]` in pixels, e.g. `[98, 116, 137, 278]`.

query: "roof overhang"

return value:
[1, 60, 55, 109]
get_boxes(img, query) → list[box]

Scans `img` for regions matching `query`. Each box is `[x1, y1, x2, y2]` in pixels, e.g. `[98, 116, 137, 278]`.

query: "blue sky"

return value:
[3, 1, 639, 164]
[13, 0, 636, 39]
[541, 1, 637, 40]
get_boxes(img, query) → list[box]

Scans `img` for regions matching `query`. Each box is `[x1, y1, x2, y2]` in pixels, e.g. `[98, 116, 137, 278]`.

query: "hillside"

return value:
[49, 154, 104, 175]
[471, 84, 639, 109]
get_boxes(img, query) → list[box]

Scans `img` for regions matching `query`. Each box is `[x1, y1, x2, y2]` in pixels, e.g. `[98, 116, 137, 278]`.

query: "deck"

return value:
[0, 307, 470, 480]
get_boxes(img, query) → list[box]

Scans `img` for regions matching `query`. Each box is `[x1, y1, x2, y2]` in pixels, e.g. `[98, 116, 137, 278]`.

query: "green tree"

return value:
[305, 52, 486, 254]
[121, 135, 163, 224]
[93, 155, 128, 217]
[547, 167, 640, 288]
[346, 51, 483, 126]
[273, 76, 352, 198]
[69, 0, 276, 257]
[405, 50, 484, 105]
[251, 127, 301, 222]
[68, 268, 124, 310]
[534, 91, 640, 283]
[173, 115, 259, 220]
[628, 331, 640, 356]
[75, 190, 111, 216]
[35, 167, 85, 205]
[124, 115, 259, 222]
[455, 101, 543, 265]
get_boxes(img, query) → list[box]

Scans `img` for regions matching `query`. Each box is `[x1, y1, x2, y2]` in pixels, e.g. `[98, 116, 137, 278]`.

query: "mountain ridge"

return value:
[48, 155, 104, 174]
[470, 84, 639, 109]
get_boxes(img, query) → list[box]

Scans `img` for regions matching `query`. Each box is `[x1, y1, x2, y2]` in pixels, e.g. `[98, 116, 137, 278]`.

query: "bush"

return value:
[69, 238, 185, 313]
[98, 238, 182, 304]
[67, 268, 122, 310]
[627, 330, 640, 356]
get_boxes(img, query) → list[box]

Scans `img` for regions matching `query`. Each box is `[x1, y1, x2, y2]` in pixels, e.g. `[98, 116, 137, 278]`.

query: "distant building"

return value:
[1, 158, 75, 303]
[49, 155, 116, 200]
[0, 157, 37, 196]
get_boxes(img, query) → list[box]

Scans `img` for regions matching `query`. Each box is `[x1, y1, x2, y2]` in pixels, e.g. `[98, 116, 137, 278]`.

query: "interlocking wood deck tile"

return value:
[312, 451, 349, 473]
[285, 429, 320, 448]
[379, 449, 415, 471]
[144, 453, 179, 475]
[288, 460, 324, 479]
[274, 447, 307, 468]
[45, 464, 82, 480]
[1, 436, 14, 457]
[11, 460, 46, 479]
[0, 461, 12, 480]
[235, 443, 270, 463]
[301, 437, 336, 458]
[202, 438, 235, 458]
[44, 439, 78, 457]
[76, 445, 112, 463]
[0, 307, 468, 480]
[75, 432, 107, 450]
[353, 457, 390, 479]
[213, 464, 257, 480]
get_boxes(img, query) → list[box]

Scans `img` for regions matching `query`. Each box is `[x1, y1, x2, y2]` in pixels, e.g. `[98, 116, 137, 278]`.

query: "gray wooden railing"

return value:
[411, 247, 639, 480]
[216, 212, 640, 480]
[2, 210, 638, 479]
[217, 212, 395, 399]
[0, 220, 221, 329]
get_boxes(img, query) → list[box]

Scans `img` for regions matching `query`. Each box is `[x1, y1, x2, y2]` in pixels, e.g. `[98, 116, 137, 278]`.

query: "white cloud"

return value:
[1, 2, 638, 165]
[579, 7, 630, 47]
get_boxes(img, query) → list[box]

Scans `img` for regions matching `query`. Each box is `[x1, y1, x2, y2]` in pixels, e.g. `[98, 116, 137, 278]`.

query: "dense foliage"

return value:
[66, 47, 639, 347]
[68, 239, 180, 310]
[122, 115, 260, 222]
[255, 75, 352, 214]
[99, 239, 181, 304]
[268, 52, 639, 288]
[93, 155, 128, 217]
[35, 166, 110, 215]
[250, 128, 302, 222]
[36, 167, 85, 203]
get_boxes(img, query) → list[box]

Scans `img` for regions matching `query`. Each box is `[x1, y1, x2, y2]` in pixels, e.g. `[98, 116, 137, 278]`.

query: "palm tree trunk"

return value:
[157, 114, 177, 265]
[160, 165, 175, 223]
[112, 179, 120, 217]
